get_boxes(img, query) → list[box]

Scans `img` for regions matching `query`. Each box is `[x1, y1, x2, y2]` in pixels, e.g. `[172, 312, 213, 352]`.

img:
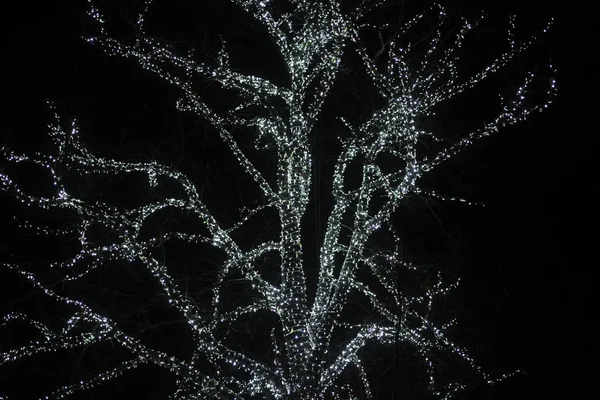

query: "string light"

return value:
[0, 1, 555, 399]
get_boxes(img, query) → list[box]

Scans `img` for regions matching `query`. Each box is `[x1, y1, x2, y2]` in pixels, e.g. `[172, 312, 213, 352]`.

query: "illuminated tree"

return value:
[0, 0, 555, 399]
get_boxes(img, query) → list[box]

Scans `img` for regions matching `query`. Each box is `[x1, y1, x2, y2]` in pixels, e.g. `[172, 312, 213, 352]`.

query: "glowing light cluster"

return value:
[1, 1, 555, 399]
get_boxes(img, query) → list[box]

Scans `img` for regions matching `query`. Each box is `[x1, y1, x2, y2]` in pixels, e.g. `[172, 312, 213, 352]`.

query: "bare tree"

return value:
[0, 0, 555, 399]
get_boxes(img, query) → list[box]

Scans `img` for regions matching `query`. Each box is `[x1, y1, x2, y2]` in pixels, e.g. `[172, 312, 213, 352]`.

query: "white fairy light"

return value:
[1, 1, 555, 399]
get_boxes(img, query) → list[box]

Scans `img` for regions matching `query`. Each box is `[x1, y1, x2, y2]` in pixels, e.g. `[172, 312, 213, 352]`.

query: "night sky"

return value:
[1, 0, 596, 399]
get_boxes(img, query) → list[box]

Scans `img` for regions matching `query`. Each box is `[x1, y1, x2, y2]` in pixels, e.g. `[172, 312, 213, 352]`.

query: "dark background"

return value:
[1, 0, 597, 398]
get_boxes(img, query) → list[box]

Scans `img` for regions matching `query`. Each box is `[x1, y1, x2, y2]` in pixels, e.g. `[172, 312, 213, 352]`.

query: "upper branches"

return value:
[307, 3, 555, 397]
